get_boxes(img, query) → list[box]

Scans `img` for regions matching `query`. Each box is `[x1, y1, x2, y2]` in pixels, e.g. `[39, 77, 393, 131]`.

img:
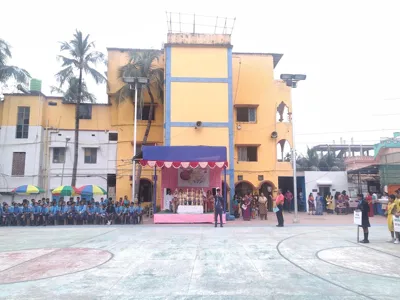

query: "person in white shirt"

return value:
[164, 189, 174, 212]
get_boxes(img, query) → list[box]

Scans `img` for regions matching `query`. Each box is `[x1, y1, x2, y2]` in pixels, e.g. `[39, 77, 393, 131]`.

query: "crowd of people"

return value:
[0, 196, 144, 226]
[308, 190, 352, 215]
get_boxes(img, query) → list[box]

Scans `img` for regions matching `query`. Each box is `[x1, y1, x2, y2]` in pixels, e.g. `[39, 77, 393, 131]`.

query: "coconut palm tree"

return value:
[51, 77, 96, 103]
[0, 38, 30, 86]
[55, 30, 106, 186]
[115, 50, 163, 199]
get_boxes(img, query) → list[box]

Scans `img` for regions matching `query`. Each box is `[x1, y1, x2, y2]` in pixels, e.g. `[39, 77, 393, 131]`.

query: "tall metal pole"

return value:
[291, 102, 299, 223]
[61, 139, 69, 186]
[132, 82, 138, 202]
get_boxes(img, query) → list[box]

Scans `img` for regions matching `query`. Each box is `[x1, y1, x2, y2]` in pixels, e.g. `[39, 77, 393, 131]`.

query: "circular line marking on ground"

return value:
[276, 230, 376, 300]
[0, 248, 113, 284]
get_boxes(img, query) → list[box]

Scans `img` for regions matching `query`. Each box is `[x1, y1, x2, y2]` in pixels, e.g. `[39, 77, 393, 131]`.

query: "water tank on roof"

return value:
[30, 79, 42, 92]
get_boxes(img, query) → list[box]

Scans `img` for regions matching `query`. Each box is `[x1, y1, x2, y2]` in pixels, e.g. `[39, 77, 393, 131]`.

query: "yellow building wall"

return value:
[107, 48, 165, 205]
[1, 94, 44, 126]
[232, 54, 293, 191]
[170, 82, 228, 123]
[171, 47, 227, 78]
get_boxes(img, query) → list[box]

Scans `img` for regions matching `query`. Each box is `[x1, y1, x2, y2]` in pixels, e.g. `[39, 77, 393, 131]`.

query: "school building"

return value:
[0, 31, 294, 207]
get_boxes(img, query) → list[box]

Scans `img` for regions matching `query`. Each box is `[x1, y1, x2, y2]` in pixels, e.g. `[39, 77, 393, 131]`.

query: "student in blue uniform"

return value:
[105, 201, 115, 225]
[58, 201, 68, 225]
[136, 203, 143, 224]
[32, 201, 42, 226]
[76, 200, 87, 225]
[86, 203, 96, 224]
[128, 202, 135, 224]
[19, 202, 31, 226]
[48, 201, 58, 225]
[68, 202, 77, 225]
[2, 203, 11, 226]
[122, 204, 129, 224]
[41, 203, 49, 226]
[115, 202, 123, 224]
[98, 204, 107, 225]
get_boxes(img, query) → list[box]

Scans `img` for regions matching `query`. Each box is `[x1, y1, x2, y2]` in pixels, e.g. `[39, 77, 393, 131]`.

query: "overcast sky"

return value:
[3, 0, 400, 153]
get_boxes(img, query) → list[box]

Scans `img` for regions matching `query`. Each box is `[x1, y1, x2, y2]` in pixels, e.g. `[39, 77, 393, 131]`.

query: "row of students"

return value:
[0, 198, 143, 226]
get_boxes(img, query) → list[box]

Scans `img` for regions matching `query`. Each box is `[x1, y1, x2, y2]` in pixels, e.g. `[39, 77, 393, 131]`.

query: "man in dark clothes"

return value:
[357, 193, 371, 243]
[214, 188, 224, 228]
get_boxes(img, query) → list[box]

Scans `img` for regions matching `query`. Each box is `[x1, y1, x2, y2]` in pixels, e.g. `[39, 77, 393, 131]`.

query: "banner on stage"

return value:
[394, 216, 400, 232]
[353, 211, 362, 226]
[178, 168, 210, 188]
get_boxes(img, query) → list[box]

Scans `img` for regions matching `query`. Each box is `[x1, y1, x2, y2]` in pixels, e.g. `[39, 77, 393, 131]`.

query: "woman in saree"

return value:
[315, 192, 323, 215]
[242, 193, 252, 221]
[308, 193, 315, 215]
[386, 194, 396, 243]
[258, 193, 268, 220]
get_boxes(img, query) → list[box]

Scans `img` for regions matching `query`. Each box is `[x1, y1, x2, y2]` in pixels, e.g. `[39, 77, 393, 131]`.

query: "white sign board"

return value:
[394, 216, 400, 232]
[353, 211, 362, 226]
[178, 168, 210, 188]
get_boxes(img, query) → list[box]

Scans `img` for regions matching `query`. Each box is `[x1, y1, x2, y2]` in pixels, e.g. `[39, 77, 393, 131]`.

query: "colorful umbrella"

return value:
[78, 185, 107, 196]
[12, 185, 44, 195]
[52, 185, 79, 196]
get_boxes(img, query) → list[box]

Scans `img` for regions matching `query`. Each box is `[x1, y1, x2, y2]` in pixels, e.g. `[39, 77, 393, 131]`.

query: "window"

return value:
[84, 148, 97, 164]
[12, 152, 26, 176]
[237, 146, 258, 162]
[140, 105, 155, 121]
[16, 107, 30, 138]
[53, 148, 65, 163]
[79, 105, 92, 119]
[109, 132, 118, 141]
[236, 107, 256, 122]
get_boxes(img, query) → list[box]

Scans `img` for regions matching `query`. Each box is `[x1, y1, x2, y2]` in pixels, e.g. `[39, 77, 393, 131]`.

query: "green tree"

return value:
[55, 30, 106, 186]
[51, 77, 96, 103]
[115, 50, 163, 200]
[0, 39, 30, 87]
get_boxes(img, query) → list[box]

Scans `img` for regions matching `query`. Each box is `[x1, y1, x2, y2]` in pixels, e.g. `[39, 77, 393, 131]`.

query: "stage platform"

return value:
[154, 213, 226, 224]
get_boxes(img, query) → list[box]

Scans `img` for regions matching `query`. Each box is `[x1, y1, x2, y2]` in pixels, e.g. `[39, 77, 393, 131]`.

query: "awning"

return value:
[316, 179, 332, 186]
[138, 146, 228, 169]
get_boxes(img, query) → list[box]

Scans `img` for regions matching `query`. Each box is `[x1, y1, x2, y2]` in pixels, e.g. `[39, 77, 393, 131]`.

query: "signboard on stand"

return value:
[353, 211, 362, 226]
[394, 216, 400, 232]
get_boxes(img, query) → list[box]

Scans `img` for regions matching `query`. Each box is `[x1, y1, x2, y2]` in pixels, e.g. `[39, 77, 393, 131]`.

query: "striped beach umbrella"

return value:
[52, 185, 80, 196]
[78, 185, 107, 196]
[12, 185, 44, 195]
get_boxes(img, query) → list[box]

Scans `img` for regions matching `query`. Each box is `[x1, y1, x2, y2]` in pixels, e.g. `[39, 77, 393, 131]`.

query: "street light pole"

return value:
[132, 82, 138, 203]
[61, 137, 70, 186]
[280, 74, 306, 223]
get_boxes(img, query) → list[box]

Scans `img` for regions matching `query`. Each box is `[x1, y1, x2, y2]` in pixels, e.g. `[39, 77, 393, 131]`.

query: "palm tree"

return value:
[51, 77, 96, 103]
[0, 38, 30, 86]
[55, 30, 106, 186]
[115, 50, 164, 199]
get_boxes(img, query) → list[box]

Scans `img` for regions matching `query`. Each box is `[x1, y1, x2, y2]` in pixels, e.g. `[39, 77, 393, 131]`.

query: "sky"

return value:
[2, 0, 400, 154]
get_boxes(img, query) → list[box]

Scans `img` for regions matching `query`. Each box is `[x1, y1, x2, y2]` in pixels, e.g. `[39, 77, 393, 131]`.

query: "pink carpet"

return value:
[154, 213, 226, 224]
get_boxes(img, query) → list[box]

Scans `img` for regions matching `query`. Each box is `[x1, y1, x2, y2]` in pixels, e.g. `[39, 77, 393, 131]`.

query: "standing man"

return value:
[285, 190, 293, 213]
[214, 188, 224, 228]
[275, 189, 285, 227]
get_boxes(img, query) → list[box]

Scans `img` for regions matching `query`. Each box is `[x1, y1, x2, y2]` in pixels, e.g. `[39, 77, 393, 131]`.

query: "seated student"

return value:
[0, 203, 3, 226]
[128, 202, 135, 224]
[32, 201, 42, 226]
[58, 201, 68, 225]
[19, 202, 31, 226]
[115, 202, 123, 224]
[2, 203, 11, 226]
[123, 196, 130, 207]
[11, 202, 20, 226]
[86, 203, 96, 224]
[98, 204, 107, 225]
[105, 202, 115, 225]
[133, 203, 143, 224]
[68, 202, 78, 225]
[48, 201, 58, 225]
[94, 202, 101, 224]
[122, 204, 129, 224]
[77, 200, 87, 225]
[100, 197, 105, 207]
[41, 203, 49, 226]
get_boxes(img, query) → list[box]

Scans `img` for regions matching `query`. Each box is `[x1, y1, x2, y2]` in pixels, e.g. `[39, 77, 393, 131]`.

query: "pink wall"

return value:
[161, 167, 222, 209]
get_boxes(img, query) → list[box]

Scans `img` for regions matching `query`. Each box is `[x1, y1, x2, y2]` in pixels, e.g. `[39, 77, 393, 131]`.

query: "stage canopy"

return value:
[138, 146, 228, 169]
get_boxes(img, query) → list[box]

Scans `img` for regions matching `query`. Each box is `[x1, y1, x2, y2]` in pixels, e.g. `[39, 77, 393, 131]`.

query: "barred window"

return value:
[12, 152, 26, 176]
[16, 107, 30, 139]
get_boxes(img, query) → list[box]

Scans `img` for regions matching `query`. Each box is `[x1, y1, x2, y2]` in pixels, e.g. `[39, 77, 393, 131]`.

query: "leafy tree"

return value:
[55, 30, 106, 186]
[51, 77, 96, 103]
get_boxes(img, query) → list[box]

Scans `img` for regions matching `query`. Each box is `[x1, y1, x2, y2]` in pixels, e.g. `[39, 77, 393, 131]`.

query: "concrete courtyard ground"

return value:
[0, 213, 398, 300]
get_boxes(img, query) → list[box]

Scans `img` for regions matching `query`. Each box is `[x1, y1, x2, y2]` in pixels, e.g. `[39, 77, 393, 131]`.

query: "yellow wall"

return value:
[1, 94, 44, 127]
[232, 54, 293, 191]
[170, 82, 228, 122]
[107, 48, 165, 205]
[171, 47, 227, 78]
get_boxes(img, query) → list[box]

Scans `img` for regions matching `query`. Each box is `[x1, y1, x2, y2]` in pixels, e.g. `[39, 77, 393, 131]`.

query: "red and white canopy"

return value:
[139, 160, 228, 169]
